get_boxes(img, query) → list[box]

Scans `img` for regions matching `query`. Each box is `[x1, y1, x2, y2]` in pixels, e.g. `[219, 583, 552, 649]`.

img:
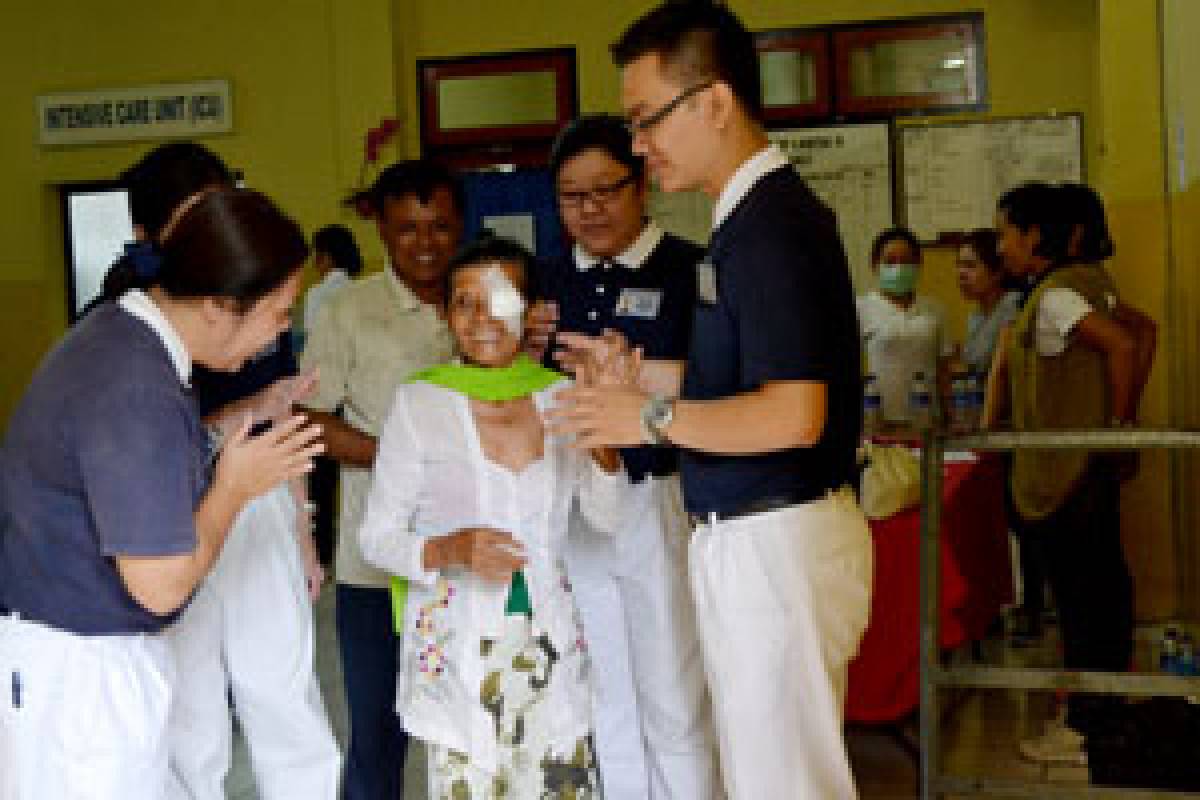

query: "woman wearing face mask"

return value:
[956, 228, 1022, 375]
[0, 188, 323, 800]
[857, 227, 952, 424]
[358, 235, 626, 798]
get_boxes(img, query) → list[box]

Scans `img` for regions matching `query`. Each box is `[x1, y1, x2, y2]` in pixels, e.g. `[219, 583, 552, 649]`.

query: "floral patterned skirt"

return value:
[426, 614, 600, 800]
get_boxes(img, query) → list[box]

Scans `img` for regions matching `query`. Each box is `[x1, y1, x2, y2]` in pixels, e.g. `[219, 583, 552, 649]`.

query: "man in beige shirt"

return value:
[301, 160, 462, 800]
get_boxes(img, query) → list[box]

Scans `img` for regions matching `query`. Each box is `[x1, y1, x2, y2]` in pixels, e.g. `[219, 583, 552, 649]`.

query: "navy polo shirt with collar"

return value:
[0, 303, 211, 634]
[680, 166, 863, 516]
[535, 223, 702, 482]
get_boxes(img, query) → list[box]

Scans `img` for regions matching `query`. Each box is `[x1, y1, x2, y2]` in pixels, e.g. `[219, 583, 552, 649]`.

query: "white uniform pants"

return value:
[165, 486, 340, 800]
[0, 613, 173, 800]
[567, 475, 721, 800]
[689, 488, 873, 800]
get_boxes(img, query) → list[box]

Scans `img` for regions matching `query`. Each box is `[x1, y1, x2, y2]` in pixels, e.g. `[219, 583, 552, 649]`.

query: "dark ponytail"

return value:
[96, 142, 235, 306]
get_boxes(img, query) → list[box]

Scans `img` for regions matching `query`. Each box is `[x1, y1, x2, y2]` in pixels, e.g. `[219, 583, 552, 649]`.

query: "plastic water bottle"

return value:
[1179, 633, 1196, 676]
[967, 370, 985, 431]
[863, 374, 883, 435]
[950, 372, 971, 433]
[1161, 627, 1180, 673]
[909, 371, 934, 430]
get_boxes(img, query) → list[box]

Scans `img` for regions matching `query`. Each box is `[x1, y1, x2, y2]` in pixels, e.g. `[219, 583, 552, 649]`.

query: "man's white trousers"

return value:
[689, 488, 873, 800]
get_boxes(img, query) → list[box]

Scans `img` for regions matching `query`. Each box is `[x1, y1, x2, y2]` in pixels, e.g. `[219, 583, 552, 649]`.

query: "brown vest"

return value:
[1009, 265, 1116, 521]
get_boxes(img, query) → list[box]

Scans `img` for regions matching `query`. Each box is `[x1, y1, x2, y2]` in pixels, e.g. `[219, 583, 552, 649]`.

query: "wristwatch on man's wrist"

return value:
[640, 394, 675, 446]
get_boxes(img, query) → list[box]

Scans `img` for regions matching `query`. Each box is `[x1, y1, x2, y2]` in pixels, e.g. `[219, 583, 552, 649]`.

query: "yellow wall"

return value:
[0, 0, 1183, 615]
[1093, 0, 1175, 619]
[0, 0, 1105, 426]
[0, 0, 399, 427]
[1164, 0, 1200, 620]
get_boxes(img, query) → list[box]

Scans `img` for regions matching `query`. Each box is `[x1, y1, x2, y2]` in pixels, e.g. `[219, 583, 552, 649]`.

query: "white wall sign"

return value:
[37, 80, 233, 146]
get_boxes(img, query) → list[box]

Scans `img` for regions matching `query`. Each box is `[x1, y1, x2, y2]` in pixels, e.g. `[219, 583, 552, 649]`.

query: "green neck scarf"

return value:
[390, 354, 556, 632]
[407, 354, 562, 402]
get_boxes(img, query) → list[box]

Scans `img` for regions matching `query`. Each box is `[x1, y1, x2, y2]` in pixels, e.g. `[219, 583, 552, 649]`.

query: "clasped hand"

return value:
[426, 528, 528, 584]
[544, 330, 650, 449]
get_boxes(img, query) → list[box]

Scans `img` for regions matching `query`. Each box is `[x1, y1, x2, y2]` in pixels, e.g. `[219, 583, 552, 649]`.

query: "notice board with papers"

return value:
[899, 113, 1084, 242]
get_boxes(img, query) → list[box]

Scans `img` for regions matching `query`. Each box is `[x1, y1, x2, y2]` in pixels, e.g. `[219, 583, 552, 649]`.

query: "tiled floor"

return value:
[224, 594, 1160, 799]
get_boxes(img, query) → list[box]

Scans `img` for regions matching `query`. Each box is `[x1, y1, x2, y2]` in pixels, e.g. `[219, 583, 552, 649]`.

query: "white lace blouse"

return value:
[358, 379, 627, 772]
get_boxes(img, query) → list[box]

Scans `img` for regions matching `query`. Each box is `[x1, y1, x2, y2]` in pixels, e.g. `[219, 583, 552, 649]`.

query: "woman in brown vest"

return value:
[985, 181, 1138, 769]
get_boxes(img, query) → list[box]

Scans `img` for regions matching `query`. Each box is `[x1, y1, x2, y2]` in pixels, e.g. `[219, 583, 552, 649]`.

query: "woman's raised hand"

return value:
[556, 330, 640, 388]
[213, 414, 324, 503]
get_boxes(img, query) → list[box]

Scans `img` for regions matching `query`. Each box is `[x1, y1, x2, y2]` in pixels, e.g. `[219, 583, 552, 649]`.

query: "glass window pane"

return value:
[67, 189, 133, 316]
[850, 36, 971, 97]
[759, 50, 817, 108]
[437, 71, 559, 130]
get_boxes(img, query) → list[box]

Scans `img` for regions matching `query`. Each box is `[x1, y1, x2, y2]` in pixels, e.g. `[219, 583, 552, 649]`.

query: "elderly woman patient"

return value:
[357, 234, 625, 799]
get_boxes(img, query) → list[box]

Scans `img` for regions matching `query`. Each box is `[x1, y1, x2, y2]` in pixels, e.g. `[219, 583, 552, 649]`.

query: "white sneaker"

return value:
[1018, 720, 1088, 766]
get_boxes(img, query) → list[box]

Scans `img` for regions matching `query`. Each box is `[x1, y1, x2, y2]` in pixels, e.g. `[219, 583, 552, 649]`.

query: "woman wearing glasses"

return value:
[530, 115, 715, 796]
[528, 115, 719, 799]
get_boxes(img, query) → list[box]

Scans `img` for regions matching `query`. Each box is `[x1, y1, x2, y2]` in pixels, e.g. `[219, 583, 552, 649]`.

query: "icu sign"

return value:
[36, 80, 232, 146]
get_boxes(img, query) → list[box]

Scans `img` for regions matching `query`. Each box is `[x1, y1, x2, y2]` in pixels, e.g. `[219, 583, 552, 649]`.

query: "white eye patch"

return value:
[481, 265, 526, 337]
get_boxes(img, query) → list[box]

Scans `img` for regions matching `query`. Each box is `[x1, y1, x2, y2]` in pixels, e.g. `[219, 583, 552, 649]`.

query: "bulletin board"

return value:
[899, 113, 1083, 242]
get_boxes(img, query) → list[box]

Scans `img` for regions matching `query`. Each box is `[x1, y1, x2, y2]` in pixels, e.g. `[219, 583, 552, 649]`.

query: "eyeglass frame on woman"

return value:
[624, 80, 715, 136]
[557, 174, 638, 209]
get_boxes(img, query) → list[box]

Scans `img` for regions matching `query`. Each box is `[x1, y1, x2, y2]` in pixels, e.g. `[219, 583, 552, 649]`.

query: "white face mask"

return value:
[481, 265, 526, 338]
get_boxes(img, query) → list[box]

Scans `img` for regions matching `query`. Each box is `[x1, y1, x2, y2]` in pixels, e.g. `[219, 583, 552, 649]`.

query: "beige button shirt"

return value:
[301, 267, 455, 587]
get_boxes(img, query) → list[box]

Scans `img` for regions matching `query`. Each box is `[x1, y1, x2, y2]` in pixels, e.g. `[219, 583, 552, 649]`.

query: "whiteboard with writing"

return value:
[650, 123, 894, 292]
[900, 114, 1083, 241]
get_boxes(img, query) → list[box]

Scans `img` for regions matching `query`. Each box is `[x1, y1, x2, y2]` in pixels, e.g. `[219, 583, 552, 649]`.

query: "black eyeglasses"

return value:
[625, 81, 714, 135]
[557, 174, 637, 209]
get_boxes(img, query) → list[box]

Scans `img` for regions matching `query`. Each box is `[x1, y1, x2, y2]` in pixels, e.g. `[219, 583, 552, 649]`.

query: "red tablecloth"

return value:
[845, 453, 1013, 723]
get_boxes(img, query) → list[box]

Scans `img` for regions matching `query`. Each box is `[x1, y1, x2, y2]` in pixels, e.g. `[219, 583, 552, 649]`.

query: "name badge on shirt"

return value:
[697, 260, 718, 306]
[614, 288, 663, 319]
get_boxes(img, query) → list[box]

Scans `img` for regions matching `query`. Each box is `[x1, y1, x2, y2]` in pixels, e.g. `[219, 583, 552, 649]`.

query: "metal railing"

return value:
[919, 428, 1200, 799]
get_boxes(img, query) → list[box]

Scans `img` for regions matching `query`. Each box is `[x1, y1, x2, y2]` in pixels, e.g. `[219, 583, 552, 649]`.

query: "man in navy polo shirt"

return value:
[534, 115, 719, 800]
[549, 4, 872, 798]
